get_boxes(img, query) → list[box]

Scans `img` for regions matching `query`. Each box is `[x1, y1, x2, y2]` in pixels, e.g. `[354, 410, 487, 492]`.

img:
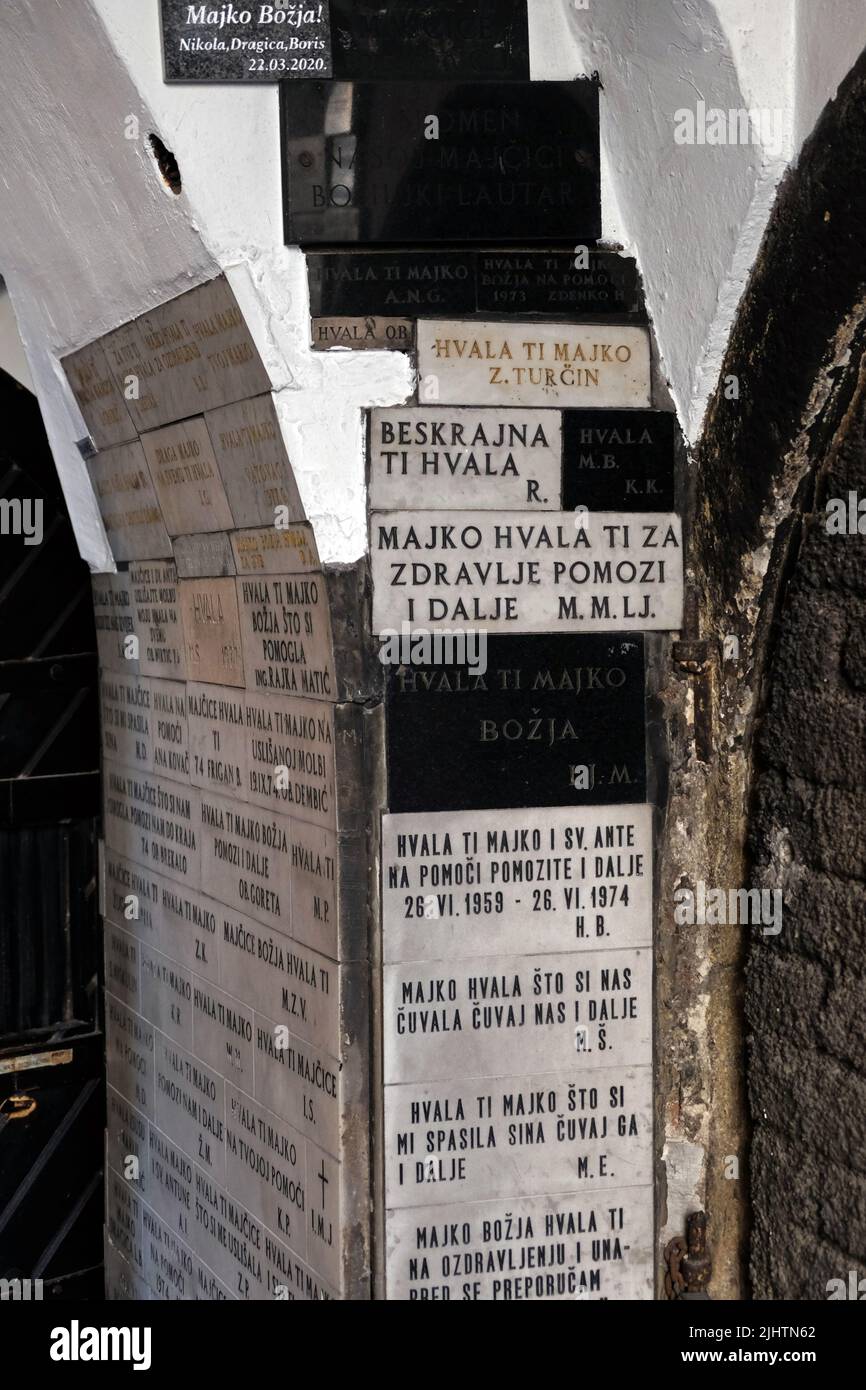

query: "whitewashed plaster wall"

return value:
[0, 0, 864, 572]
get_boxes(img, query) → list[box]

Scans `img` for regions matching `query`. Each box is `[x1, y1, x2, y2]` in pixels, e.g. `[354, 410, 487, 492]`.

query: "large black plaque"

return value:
[307, 248, 640, 319]
[282, 80, 601, 246]
[160, 0, 333, 82]
[562, 411, 676, 513]
[386, 634, 646, 812]
[329, 0, 529, 80]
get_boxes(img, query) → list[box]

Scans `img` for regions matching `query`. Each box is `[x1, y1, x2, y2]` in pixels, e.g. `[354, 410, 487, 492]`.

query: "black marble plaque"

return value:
[160, 0, 332, 82]
[475, 250, 641, 318]
[386, 634, 646, 812]
[282, 80, 601, 246]
[307, 248, 640, 320]
[562, 411, 676, 513]
[329, 0, 529, 81]
[307, 250, 478, 317]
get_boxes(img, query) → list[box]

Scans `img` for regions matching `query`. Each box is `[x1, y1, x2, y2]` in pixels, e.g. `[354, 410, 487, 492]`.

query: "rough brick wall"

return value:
[747, 367, 866, 1297]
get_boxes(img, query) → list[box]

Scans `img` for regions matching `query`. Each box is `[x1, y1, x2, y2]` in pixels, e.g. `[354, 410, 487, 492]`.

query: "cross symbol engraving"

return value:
[318, 1160, 329, 1208]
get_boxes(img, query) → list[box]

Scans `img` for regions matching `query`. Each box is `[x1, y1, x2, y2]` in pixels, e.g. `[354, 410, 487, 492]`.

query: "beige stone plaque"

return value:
[236, 573, 336, 701]
[174, 532, 236, 579]
[312, 316, 414, 351]
[206, 395, 303, 529]
[102, 276, 270, 433]
[129, 561, 187, 681]
[230, 523, 319, 577]
[141, 417, 234, 537]
[417, 321, 652, 409]
[369, 407, 562, 511]
[87, 440, 172, 561]
[179, 577, 245, 687]
[63, 340, 138, 449]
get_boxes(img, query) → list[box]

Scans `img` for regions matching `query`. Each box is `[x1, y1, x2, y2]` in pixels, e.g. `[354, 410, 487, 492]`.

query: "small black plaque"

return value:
[475, 250, 641, 318]
[329, 0, 530, 81]
[160, 0, 333, 82]
[386, 634, 646, 812]
[562, 411, 676, 513]
[282, 80, 601, 246]
[307, 250, 478, 317]
[307, 249, 640, 319]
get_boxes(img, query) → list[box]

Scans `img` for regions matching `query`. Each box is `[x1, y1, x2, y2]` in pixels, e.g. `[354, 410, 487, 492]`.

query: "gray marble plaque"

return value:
[100, 672, 154, 771]
[106, 995, 155, 1116]
[384, 1064, 652, 1208]
[369, 408, 562, 512]
[174, 531, 237, 579]
[289, 820, 339, 959]
[253, 1007, 341, 1158]
[87, 440, 172, 561]
[230, 523, 320, 576]
[151, 680, 190, 782]
[105, 1238, 155, 1301]
[206, 395, 304, 529]
[386, 1189, 654, 1301]
[382, 805, 653, 964]
[141, 416, 234, 537]
[63, 341, 139, 449]
[244, 691, 336, 828]
[384, 947, 651, 1084]
[199, 790, 293, 936]
[219, 907, 340, 1053]
[93, 573, 139, 675]
[103, 850, 221, 984]
[179, 576, 246, 687]
[191, 978, 255, 1091]
[237, 572, 336, 700]
[417, 322, 652, 409]
[141, 944, 193, 1051]
[103, 762, 202, 888]
[105, 922, 141, 1010]
[106, 1086, 148, 1198]
[106, 1166, 145, 1273]
[371, 511, 684, 633]
[154, 1033, 226, 1185]
[102, 277, 270, 433]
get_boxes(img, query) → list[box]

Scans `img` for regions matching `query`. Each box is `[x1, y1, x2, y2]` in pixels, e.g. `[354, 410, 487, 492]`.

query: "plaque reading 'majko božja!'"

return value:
[160, 1, 333, 82]
[281, 80, 601, 245]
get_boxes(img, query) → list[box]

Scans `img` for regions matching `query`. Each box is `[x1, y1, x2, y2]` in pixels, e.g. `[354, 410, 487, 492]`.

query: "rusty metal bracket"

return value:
[665, 1211, 713, 1299]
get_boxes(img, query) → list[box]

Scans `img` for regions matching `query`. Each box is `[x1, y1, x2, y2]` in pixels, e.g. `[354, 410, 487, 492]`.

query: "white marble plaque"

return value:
[253, 1009, 342, 1159]
[384, 947, 651, 1084]
[386, 1189, 654, 1300]
[102, 850, 221, 984]
[382, 805, 653, 964]
[103, 763, 201, 888]
[369, 408, 562, 511]
[384, 1064, 652, 1208]
[154, 1033, 226, 1185]
[417, 322, 652, 409]
[199, 790, 292, 937]
[106, 995, 155, 1116]
[371, 511, 683, 633]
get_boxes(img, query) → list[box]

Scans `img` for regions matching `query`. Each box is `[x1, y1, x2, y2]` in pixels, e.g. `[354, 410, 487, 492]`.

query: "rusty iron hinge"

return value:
[665, 1211, 712, 1299]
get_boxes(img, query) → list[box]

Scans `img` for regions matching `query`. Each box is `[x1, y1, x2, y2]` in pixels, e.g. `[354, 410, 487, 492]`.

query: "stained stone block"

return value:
[236, 571, 336, 701]
[63, 340, 139, 449]
[205, 395, 304, 529]
[141, 417, 234, 537]
[230, 522, 320, 576]
[93, 573, 140, 676]
[179, 576, 245, 687]
[130, 561, 188, 681]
